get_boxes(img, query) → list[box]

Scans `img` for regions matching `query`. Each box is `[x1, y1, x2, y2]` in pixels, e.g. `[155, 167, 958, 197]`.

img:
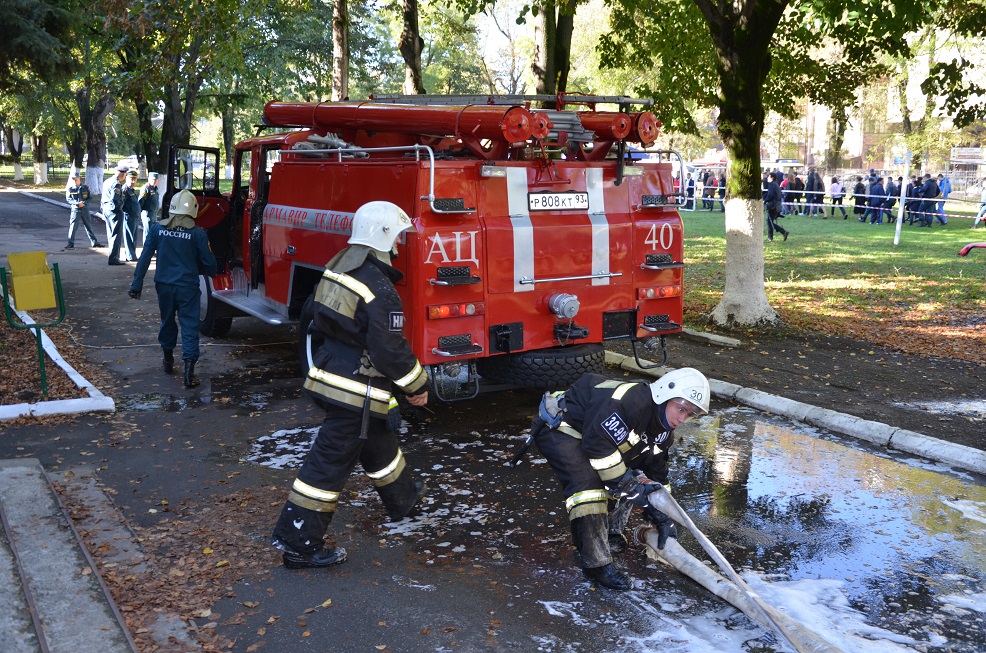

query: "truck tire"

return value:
[199, 276, 233, 338]
[476, 344, 605, 387]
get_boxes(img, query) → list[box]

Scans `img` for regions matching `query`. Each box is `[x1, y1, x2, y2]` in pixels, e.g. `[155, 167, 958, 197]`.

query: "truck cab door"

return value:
[167, 145, 232, 267]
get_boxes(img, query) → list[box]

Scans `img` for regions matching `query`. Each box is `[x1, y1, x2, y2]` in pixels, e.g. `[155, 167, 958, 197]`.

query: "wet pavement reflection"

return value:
[242, 394, 986, 652]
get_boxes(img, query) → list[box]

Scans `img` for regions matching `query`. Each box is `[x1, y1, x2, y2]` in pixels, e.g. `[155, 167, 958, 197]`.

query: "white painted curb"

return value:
[0, 296, 115, 420]
[605, 350, 986, 477]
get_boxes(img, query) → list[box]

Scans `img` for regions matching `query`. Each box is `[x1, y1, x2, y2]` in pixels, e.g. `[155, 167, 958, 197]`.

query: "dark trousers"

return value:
[830, 197, 848, 218]
[766, 206, 787, 240]
[272, 407, 418, 555]
[103, 207, 123, 262]
[155, 281, 201, 360]
[68, 207, 99, 246]
[123, 209, 139, 261]
[535, 427, 615, 568]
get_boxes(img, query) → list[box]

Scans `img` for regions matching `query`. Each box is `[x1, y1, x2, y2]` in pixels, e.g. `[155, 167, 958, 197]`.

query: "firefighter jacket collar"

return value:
[330, 246, 402, 283]
[160, 213, 195, 229]
[332, 245, 394, 273]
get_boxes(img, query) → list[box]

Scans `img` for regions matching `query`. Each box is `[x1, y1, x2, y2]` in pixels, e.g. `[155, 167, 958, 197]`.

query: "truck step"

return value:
[0, 459, 137, 653]
[213, 289, 291, 325]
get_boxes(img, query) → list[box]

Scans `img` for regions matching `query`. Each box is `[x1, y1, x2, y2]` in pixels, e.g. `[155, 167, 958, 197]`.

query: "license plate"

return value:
[528, 191, 590, 211]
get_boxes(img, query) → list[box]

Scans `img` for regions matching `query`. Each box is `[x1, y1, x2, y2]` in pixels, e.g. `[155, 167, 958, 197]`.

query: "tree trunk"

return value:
[31, 133, 49, 185]
[554, 10, 574, 92]
[398, 0, 425, 94]
[695, 0, 787, 328]
[135, 96, 160, 174]
[332, 0, 350, 101]
[531, 2, 557, 95]
[67, 128, 85, 171]
[221, 101, 235, 180]
[76, 86, 114, 193]
[3, 126, 24, 180]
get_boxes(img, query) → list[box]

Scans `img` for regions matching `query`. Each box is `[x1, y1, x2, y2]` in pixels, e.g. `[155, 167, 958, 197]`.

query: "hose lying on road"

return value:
[643, 488, 844, 653]
[634, 526, 844, 653]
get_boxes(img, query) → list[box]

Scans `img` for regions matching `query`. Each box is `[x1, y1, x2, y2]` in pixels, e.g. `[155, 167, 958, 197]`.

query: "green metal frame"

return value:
[0, 263, 67, 399]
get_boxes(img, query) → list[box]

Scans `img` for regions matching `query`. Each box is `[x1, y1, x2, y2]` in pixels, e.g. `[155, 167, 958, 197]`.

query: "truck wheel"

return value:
[476, 344, 605, 387]
[297, 293, 319, 376]
[199, 276, 233, 338]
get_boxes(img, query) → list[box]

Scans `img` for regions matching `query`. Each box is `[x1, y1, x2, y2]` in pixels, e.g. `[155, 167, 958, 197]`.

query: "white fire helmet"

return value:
[348, 201, 415, 253]
[168, 189, 199, 219]
[650, 367, 710, 414]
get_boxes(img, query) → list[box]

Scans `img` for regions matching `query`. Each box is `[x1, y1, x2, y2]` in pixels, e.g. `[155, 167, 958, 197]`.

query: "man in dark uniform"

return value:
[65, 172, 102, 249]
[122, 169, 141, 261]
[128, 189, 217, 387]
[138, 172, 162, 247]
[101, 163, 129, 265]
[919, 174, 939, 227]
[531, 367, 710, 590]
[271, 200, 430, 570]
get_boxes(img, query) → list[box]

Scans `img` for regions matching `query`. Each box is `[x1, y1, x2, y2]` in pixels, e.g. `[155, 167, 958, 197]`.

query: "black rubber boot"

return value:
[583, 563, 632, 591]
[571, 514, 613, 570]
[183, 359, 199, 388]
[378, 475, 428, 521]
[163, 349, 174, 374]
[281, 546, 348, 570]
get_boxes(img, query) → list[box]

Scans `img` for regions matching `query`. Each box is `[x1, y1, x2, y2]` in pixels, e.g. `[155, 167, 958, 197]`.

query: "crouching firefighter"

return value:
[271, 201, 430, 570]
[530, 368, 710, 590]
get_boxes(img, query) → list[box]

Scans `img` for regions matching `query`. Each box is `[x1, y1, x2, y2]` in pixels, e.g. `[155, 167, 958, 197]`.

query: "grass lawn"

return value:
[682, 205, 986, 362]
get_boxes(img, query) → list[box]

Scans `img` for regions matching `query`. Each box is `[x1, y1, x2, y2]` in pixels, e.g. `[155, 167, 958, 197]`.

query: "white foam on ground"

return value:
[938, 592, 986, 613]
[940, 498, 986, 526]
[892, 399, 986, 420]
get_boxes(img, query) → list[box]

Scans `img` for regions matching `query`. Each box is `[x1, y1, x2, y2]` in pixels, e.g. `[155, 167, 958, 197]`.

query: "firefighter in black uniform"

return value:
[532, 367, 710, 590]
[271, 201, 430, 570]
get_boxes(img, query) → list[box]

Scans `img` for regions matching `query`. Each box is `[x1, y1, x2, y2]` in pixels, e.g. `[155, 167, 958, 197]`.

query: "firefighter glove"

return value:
[643, 507, 678, 549]
[128, 289, 141, 300]
[612, 470, 659, 508]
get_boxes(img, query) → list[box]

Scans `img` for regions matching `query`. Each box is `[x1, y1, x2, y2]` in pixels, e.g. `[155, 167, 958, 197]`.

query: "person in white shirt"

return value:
[829, 177, 847, 219]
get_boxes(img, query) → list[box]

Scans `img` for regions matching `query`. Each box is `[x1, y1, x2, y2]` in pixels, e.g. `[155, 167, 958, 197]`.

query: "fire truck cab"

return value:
[169, 94, 686, 400]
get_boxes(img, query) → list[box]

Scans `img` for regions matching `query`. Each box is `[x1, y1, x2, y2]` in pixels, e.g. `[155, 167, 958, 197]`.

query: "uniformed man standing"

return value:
[128, 189, 217, 388]
[65, 172, 102, 250]
[530, 367, 710, 590]
[138, 172, 162, 246]
[271, 201, 430, 570]
[101, 163, 129, 265]
[122, 169, 141, 261]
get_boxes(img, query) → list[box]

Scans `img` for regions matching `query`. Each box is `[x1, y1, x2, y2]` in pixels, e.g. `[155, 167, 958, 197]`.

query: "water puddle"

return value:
[117, 365, 299, 414]
[239, 398, 986, 651]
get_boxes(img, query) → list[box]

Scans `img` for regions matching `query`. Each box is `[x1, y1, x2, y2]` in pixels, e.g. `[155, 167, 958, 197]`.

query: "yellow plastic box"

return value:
[7, 251, 56, 311]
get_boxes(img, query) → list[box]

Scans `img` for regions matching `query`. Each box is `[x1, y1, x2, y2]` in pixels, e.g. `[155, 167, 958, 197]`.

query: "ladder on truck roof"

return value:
[369, 93, 655, 109]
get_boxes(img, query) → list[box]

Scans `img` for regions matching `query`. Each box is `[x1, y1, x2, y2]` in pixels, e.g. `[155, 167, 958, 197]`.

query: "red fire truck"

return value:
[168, 94, 685, 400]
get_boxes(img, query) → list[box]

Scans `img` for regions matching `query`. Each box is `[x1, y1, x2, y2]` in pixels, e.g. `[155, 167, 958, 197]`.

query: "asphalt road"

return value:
[3, 185, 984, 653]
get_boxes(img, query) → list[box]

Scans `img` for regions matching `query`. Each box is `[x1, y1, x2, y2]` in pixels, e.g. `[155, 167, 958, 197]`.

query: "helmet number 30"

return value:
[644, 223, 673, 251]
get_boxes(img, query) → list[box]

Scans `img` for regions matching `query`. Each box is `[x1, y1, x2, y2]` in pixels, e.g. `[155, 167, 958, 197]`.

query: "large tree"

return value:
[599, 0, 980, 328]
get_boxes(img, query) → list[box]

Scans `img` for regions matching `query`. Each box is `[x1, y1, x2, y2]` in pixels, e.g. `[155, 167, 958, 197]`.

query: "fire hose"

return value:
[642, 486, 842, 653]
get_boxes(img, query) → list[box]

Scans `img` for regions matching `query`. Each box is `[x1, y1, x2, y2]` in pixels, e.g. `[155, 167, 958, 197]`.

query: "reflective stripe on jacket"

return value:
[557, 373, 673, 486]
[303, 248, 428, 418]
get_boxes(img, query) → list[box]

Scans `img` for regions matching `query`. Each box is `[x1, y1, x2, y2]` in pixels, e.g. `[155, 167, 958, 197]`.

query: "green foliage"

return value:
[0, 0, 78, 92]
